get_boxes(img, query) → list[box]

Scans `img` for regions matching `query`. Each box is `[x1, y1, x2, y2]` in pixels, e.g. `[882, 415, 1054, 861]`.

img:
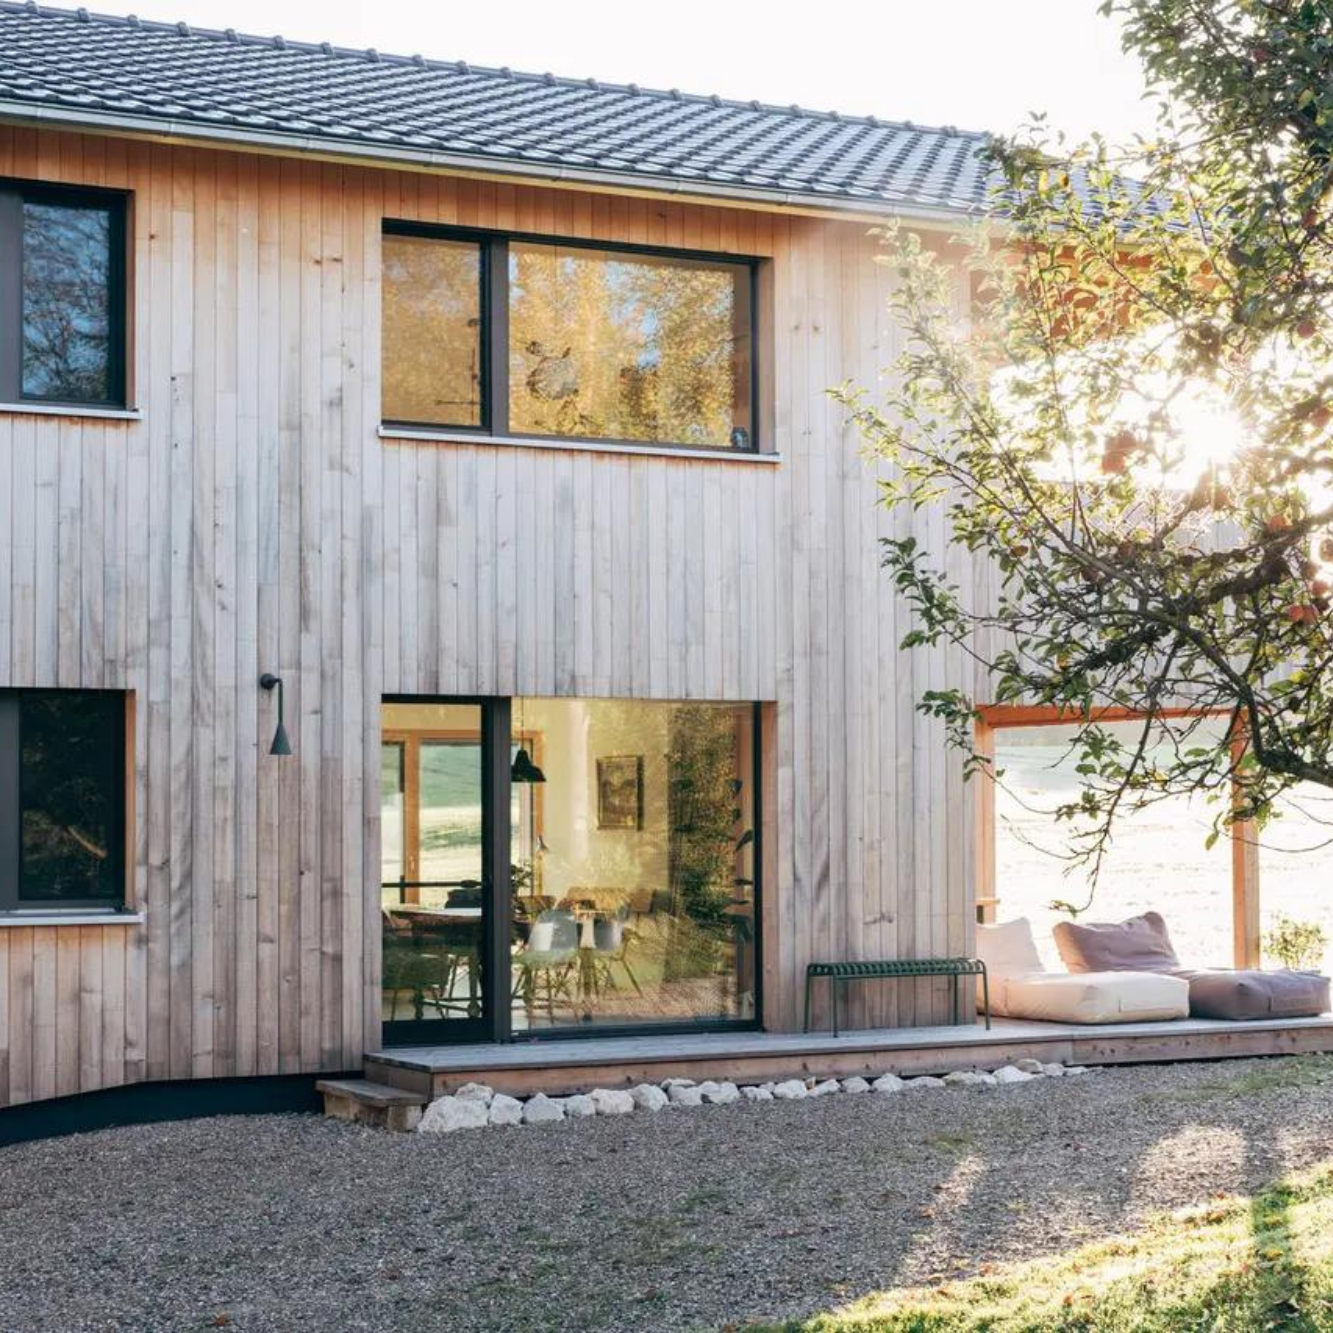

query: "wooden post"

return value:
[974, 719, 998, 925]
[1231, 728, 1261, 968]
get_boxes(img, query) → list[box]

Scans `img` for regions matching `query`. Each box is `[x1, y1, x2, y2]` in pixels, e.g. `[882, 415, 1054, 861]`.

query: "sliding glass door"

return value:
[380, 700, 509, 1044]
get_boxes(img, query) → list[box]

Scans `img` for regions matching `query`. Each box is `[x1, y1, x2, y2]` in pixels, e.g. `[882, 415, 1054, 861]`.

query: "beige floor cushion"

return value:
[974, 917, 1046, 1009]
[975, 917, 1045, 975]
[977, 916, 1189, 1023]
[994, 969, 1190, 1024]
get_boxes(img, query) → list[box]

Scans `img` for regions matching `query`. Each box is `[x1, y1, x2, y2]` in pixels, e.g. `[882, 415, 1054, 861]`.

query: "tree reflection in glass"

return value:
[21, 201, 113, 403]
[381, 234, 483, 427]
[509, 243, 752, 448]
[19, 692, 120, 902]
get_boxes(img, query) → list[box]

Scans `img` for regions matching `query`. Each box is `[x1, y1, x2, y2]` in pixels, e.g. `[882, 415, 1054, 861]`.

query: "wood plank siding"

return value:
[0, 125, 974, 1107]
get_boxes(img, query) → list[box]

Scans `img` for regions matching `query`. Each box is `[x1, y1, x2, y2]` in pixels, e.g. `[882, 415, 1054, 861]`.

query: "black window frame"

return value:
[0, 178, 130, 411]
[381, 221, 763, 455]
[0, 688, 128, 914]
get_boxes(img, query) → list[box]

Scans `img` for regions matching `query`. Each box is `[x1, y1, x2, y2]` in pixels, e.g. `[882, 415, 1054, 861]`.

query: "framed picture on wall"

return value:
[597, 755, 644, 830]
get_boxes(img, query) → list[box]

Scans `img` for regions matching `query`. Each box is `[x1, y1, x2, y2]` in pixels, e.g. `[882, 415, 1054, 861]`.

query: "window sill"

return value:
[379, 426, 781, 465]
[0, 401, 142, 422]
[0, 911, 143, 927]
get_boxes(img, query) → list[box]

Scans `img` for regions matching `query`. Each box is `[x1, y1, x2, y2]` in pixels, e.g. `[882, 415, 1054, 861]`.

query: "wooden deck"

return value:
[364, 1014, 1333, 1099]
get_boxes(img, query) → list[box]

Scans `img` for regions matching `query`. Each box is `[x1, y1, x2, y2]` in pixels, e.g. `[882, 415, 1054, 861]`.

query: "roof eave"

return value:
[0, 99, 984, 232]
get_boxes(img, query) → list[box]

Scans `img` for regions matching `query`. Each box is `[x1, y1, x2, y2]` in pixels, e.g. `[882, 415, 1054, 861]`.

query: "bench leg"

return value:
[981, 967, 991, 1030]
[832, 977, 840, 1038]
[804, 975, 811, 1033]
[952, 973, 959, 1025]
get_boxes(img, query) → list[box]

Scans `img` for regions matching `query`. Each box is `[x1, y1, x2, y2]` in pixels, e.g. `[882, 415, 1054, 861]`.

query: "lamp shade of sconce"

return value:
[259, 673, 293, 757]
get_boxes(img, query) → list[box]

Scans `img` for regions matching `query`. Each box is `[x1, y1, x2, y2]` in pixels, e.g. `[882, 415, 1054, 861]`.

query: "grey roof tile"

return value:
[0, 1, 1000, 215]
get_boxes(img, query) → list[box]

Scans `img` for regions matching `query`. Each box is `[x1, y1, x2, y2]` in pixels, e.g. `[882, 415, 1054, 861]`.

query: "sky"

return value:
[103, 0, 1159, 145]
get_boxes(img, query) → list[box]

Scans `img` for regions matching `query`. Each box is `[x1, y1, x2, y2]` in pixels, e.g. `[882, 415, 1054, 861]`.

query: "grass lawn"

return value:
[763, 1163, 1333, 1332]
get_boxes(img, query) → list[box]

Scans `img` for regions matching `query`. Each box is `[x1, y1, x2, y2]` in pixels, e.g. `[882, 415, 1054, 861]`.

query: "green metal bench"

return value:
[804, 958, 991, 1036]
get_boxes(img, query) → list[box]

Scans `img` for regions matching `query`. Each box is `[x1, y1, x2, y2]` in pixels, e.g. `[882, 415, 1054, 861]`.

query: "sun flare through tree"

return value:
[842, 0, 1333, 884]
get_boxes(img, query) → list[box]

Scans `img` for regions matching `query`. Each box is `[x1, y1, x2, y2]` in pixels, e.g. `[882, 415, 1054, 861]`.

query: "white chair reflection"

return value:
[589, 906, 643, 997]
[512, 909, 579, 1020]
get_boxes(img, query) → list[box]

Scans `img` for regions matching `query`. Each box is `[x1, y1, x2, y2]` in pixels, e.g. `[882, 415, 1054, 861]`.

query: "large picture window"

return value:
[0, 181, 128, 408]
[378, 695, 761, 1043]
[0, 690, 127, 912]
[507, 698, 760, 1031]
[381, 223, 757, 452]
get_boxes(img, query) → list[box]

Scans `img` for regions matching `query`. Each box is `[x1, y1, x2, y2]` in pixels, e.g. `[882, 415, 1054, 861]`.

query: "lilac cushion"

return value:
[1052, 910, 1330, 1020]
[1052, 911, 1180, 974]
[1176, 968, 1330, 1020]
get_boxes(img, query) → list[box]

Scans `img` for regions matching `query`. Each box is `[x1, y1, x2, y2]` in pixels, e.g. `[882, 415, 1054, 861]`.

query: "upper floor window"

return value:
[0, 690, 127, 912]
[382, 223, 757, 452]
[0, 181, 128, 409]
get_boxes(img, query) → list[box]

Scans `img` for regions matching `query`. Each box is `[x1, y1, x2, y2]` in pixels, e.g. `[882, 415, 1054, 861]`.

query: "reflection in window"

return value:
[417, 739, 485, 888]
[508, 243, 752, 449]
[20, 200, 117, 404]
[381, 234, 483, 427]
[12, 691, 124, 906]
[379, 702, 489, 1027]
[992, 719, 1233, 969]
[380, 742, 406, 889]
[380, 703, 486, 908]
[510, 698, 758, 1030]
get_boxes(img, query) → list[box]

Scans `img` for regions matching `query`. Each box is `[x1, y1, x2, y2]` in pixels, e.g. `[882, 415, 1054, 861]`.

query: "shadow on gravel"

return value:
[4, 1059, 1333, 1332]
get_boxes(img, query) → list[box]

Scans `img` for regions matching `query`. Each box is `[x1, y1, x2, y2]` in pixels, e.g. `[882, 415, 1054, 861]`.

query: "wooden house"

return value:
[0, 4, 1325, 1118]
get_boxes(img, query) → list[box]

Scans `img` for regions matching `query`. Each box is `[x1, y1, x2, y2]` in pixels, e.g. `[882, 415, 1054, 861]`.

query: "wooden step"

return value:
[317, 1077, 426, 1132]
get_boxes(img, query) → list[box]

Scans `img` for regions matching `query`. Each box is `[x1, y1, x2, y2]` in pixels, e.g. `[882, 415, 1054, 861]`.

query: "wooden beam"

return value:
[977, 703, 1228, 730]
[973, 719, 997, 924]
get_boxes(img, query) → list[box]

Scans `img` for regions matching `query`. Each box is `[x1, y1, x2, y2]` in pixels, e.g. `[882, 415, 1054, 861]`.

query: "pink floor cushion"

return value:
[1052, 910, 1331, 1020]
[1175, 968, 1331, 1021]
[1052, 911, 1180, 974]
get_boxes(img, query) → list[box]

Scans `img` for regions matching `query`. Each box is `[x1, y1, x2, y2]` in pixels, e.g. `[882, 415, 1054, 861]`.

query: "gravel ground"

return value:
[2, 1056, 1332, 1332]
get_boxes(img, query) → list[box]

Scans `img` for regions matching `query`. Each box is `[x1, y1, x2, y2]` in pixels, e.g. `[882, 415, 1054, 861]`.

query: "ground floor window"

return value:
[0, 689, 127, 912]
[378, 696, 760, 1042]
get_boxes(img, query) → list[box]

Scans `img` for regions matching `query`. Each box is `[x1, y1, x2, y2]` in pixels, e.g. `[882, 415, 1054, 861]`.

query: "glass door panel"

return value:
[381, 702, 490, 1041]
[419, 740, 484, 895]
[508, 698, 759, 1034]
[380, 742, 406, 897]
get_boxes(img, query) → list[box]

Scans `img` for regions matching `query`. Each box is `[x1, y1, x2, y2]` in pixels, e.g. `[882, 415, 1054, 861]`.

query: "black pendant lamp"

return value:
[511, 699, 545, 783]
[511, 745, 545, 784]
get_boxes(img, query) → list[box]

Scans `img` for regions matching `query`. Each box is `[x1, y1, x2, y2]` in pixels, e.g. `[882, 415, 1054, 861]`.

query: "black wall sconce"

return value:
[259, 673, 293, 756]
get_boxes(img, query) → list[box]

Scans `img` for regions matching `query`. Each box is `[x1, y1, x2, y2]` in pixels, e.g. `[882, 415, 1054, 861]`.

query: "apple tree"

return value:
[842, 0, 1333, 879]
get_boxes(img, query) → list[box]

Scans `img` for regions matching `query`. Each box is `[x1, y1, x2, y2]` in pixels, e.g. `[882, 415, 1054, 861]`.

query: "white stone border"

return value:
[416, 1060, 1095, 1133]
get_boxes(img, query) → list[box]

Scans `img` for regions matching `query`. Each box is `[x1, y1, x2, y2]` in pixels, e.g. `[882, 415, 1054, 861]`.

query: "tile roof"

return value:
[0, 1, 998, 218]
